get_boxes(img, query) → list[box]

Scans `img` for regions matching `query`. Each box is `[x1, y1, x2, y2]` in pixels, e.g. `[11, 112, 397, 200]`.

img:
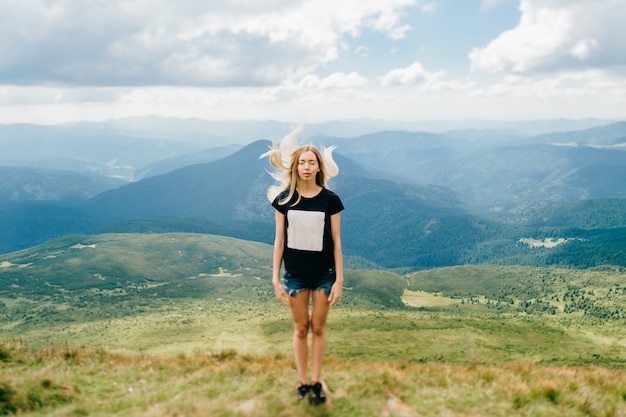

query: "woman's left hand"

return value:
[328, 282, 342, 306]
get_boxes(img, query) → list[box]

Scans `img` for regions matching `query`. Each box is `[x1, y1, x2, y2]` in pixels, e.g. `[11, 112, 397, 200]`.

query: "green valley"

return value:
[2, 233, 626, 364]
[2, 233, 626, 416]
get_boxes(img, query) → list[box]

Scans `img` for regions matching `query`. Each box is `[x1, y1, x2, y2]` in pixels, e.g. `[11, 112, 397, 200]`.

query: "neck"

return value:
[298, 180, 322, 196]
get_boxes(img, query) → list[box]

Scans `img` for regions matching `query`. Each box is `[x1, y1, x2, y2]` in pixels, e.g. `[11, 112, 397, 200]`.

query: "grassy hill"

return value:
[0, 232, 272, 292]
[4, 136, 626, 273]
[2, 233, 626, 364]
[406, 264, 626, 319]
[2, 233, 626, 415]
[2, 340, 626, 417]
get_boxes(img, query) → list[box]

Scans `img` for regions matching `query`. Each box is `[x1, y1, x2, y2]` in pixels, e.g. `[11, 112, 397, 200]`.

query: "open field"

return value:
[1, 339, 626, 417]
[402, 290, 460, 308]
[1, 234, 626, 365]
[2, 233, 626, 415]
[3, 294, 626, 366]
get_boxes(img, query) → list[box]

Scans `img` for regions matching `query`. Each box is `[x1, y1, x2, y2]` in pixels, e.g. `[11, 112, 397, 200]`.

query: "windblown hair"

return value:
[260, 125, 339, 206]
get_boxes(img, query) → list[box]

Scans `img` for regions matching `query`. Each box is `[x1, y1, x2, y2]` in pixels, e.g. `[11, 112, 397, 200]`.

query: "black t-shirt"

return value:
[272, 188, 344, 277]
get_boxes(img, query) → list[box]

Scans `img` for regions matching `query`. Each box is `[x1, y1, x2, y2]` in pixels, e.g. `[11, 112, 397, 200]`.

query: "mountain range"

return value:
[313, 122, 626, 219]
[1, 118, 626, 271]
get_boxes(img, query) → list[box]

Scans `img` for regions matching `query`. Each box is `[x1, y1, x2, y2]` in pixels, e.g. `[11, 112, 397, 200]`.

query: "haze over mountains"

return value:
[1, 117, 626, 271]
[319, 124, 626, 219]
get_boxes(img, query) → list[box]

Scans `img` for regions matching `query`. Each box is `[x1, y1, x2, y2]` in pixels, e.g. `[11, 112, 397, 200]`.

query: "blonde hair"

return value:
[260, 125, 339, 205]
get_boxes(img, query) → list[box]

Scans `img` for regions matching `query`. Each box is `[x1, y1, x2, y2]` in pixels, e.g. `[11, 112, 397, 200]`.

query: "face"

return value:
[297, 150, 320, 181]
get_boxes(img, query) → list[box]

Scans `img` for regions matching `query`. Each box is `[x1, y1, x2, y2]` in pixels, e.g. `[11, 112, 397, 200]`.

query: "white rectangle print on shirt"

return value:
[287, 210, 325, 252]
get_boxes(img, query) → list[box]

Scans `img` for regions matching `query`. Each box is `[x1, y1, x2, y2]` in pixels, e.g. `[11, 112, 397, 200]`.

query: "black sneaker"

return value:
[297, 384, 310, 400]
[309, 382, 326, 406]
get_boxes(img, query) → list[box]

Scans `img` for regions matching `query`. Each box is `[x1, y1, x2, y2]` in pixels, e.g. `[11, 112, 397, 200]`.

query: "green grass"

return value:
[3, 295, 626, 366]
[407, 264, 626, 318]
[2, 234, 626, 365]
[0, 233, 273, 292]
[1, 340, 626, 417]
[3, 233, 626, 415]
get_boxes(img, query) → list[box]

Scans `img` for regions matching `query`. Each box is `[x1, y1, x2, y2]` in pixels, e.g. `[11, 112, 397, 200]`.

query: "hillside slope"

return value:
[83, 141, 275, 222]
[0, 167, 126, 202]
[4, 130, 626, 270]
[406, 264, 626, 319]
[3, 234, 626, 384]
[317, 123, 626, 217]
[2, 340, 625, 417]
[81, 141, 487, 270]
[0, 233, 273, 292]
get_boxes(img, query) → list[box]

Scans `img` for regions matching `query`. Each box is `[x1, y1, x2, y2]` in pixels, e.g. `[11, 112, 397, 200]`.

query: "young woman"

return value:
[262, 128, 344, 405]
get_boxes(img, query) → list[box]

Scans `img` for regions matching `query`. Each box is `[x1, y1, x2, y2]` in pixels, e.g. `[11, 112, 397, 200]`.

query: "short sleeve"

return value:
[271, 192, 287, 214]
[327, 190, 344, 215]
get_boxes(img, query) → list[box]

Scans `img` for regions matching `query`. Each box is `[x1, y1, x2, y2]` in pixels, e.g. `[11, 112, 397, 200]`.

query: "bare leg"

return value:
[310, 288, 331, 383]
[288, 290, 311, 385]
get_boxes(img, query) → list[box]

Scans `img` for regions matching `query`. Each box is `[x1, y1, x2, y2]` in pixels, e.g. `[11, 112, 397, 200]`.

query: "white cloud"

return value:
[0, 0, 624, 124]
[355, 45, 369, 57]
[381, 62, 443, 86]
[381, 62, 428, 85]
[569, 39, 599, 60]
[380, 62, 475, 94]
[0, 0, 419, 87]
[388, 25, 413, 41]
[420, 2, 438, 13]
[368, 3, 416, 40]
[470, 0, 626, 74]
[297, 72, 369, 90]
[471, 69, 626, 100]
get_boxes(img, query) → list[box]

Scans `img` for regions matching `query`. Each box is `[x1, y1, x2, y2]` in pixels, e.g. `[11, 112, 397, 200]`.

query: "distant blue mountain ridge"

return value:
[1, 120, 626, 270]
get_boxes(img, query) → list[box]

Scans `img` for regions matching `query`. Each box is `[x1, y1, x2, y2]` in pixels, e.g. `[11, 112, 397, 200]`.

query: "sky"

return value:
[1, 0, 625, 125]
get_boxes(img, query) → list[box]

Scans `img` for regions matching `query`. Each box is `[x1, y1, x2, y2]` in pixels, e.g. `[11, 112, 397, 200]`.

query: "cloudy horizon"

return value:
[1, 0, 625, 125]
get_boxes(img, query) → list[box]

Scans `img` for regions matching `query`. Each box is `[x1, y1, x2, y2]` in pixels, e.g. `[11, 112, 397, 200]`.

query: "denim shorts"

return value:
[283, 268, 336, 297]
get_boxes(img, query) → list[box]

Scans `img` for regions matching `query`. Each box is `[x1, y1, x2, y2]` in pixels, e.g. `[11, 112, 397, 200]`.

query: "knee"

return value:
[310, 321, 326, 338]
[293, 322, 310, 339]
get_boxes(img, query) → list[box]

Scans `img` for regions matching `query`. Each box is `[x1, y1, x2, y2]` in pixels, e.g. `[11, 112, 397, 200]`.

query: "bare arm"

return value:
[328, 212, 343, 306]
[272, 210, 289, 306]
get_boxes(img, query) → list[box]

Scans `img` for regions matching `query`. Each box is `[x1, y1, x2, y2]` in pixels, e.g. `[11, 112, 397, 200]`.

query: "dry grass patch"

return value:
[402, 289, 460, 307]
[2, 340, 625, 417]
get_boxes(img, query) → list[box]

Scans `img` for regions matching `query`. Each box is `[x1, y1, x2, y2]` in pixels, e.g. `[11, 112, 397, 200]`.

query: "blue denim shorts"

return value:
[283, 268, 336, 297]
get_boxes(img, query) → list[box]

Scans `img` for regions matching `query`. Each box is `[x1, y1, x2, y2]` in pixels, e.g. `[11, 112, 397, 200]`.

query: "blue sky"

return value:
[0, 0, 624, 124]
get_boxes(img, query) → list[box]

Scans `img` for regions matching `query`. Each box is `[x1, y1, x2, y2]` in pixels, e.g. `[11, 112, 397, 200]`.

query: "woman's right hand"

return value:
[273, 281, 289, 306]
